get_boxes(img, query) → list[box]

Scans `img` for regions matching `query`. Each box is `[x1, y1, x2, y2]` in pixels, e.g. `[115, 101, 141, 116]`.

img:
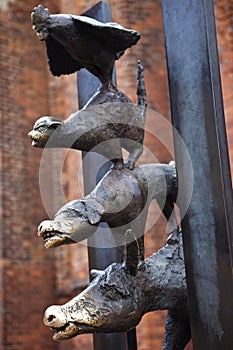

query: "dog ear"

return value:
[72, 200, 86, 215]
[82, 199, 105, 224]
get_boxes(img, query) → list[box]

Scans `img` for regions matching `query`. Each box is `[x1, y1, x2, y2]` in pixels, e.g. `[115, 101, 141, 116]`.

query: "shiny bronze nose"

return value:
[44, 305, 66, 327]
[28, 130, 33, 138]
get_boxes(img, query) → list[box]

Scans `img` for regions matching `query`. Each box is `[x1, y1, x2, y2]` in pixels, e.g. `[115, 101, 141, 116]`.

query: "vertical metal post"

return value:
[162, 0, 233, 349]
[77, 2, 137, 349]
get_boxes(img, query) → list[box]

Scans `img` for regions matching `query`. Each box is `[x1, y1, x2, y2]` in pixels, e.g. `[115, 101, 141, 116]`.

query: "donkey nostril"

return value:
[48, 315, 56, 323]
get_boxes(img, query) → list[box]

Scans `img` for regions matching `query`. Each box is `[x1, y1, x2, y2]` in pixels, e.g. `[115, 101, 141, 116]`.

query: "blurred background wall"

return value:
[0, 0, 232, 349]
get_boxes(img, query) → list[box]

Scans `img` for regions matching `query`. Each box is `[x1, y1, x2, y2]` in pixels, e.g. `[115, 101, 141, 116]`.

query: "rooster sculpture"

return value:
[31, 4, 140, 85]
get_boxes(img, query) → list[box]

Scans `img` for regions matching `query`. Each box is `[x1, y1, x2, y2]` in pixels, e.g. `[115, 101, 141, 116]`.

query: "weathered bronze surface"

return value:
[43, 231, 190, 349]
[28, 61, 146, 169]
[30, 5, 189, 349]
[31, 4, 140, 84]
[37, 163, 178, 249]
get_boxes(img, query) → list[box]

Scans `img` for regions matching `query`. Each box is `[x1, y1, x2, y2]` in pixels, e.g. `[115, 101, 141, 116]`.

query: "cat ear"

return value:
[90, 269, 105, 279]
[82, 199, 105, 225]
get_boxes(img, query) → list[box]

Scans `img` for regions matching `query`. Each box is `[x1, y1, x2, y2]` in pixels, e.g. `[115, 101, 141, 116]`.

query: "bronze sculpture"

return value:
[29, 4, 190, 349]
[31, 4, 140, 84]
[43, 231, 190, 349]
[30, 4, 145, 169]
[37, 164, 178, 249]
[28, 61, 146, 170]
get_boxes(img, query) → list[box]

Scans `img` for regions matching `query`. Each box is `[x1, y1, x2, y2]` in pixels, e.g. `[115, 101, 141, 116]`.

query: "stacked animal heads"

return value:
[29, 5, 186, 349]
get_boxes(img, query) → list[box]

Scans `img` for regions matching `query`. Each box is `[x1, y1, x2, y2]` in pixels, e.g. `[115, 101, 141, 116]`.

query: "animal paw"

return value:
[124, 160, 135, 170]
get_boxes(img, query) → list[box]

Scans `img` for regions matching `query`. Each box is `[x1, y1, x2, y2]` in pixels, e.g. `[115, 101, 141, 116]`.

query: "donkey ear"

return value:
[82, 199, 105, 225]
[87, 210, 102, 225]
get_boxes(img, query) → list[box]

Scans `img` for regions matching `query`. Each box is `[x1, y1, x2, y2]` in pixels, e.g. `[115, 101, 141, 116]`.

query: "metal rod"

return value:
[162, 0, 233, 349]
[77, 2, 137, 349]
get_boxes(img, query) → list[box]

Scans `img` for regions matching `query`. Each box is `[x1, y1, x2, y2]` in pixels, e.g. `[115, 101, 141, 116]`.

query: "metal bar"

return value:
[77, 2, 137, 349]
[162, 0, 233, 349]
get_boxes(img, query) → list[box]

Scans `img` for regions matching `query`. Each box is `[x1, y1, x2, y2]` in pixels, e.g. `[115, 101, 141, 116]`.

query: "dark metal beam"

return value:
[162, 0, 233, 349]
[77, 2, 137, 349]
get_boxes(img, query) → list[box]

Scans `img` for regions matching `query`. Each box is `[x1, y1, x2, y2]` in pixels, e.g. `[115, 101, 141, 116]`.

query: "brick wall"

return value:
[0, 0, 232, 349]
[0, 1, 58, 349]
[215, 0, 233, 172]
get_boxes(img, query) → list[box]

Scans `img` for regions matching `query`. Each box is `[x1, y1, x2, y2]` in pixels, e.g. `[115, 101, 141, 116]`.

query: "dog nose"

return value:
[37, 220, 53, 236]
